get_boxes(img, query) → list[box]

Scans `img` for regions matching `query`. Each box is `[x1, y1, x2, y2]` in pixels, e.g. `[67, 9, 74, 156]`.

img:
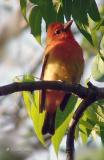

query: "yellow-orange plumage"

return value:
[40, 20, 84, 135]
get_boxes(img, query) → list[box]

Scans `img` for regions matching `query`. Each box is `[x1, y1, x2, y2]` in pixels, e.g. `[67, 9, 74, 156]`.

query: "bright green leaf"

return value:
[85, 104, 98, 125]
[78, 26, 93, 45]
[91, 54, 104, 82]
[79, 115, 92, 143]
[96, 106, 104, 124]
[22, 75, 45, 145]
[23, 74, 34, 82]
[100, 35, 104, 57]
[86, 103, 104, 129]
[23, 91, 45, 145]
[96, 99, 104, 107]
[100, 36, 104, 49]
[80, 124, 88, 143]
[80, 119, 93, 130]
[91, 29, 99, 49]
[75, 124, 79, 140]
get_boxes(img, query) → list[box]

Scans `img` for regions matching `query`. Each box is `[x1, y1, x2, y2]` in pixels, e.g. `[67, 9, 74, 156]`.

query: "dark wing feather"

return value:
[39, 54, 49, 113]
[60, 93, 71, 111]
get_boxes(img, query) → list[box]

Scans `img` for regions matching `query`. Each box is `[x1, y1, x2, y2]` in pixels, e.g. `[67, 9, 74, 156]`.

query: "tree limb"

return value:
[0, 81, 103, 100]
[66, 99, 97, 160]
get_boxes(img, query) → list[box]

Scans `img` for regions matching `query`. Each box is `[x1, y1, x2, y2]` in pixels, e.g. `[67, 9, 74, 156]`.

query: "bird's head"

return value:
[46, 20, 73, 44]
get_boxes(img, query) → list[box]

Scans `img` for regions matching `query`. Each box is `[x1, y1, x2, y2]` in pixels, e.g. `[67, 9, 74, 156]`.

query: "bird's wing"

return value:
[40, 54, 49, 79]
[60, 93, 71, 111]
[39, 54, 49, 113]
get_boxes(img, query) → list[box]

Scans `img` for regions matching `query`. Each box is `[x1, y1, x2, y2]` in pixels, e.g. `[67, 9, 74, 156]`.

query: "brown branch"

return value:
[0, 81, 103, 100]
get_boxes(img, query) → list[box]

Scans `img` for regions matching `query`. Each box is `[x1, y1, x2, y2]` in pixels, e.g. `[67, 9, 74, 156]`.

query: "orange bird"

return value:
[40, 20, 84, 135]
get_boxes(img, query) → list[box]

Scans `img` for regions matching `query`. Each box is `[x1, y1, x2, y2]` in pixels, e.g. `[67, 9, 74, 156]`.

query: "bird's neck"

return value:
[45, 37, 75, 55]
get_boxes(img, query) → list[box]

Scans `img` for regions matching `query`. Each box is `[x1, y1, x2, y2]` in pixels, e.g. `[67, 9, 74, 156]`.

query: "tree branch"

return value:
[66, 99, 96, 160]
[0, 81, 103, 100]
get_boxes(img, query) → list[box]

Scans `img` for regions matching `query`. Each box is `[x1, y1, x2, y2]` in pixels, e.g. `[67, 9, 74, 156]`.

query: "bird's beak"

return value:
[64, 20, 73, 30]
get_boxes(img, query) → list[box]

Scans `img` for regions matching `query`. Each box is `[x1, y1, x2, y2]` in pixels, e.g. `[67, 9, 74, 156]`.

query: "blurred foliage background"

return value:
[0, 0, 104, 160]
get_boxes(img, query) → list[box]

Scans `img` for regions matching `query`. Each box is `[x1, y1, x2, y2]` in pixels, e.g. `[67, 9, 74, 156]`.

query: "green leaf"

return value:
[100, 126, 104, 145]
[62, 0, 72, 21]
[95, 19, 104, 31]
[82, 102, 104, 141]
[79, 114, 93, 143]
[56, 4, 64, 23]
[23, 74, 34, 82]
[100, 35, 104, 49]
[78, 26, 93, 45]
[96, 99, 104, 107]
[80, 124, 88, 143]
[96, 106, 104, 124]
[80, 119, 93, 131]
[85, 104, 98, 125]
[29, 0, 41, 4]
[86, 103, 104, 127]
[30, 0, 64, 27]
[91, 54, 104, 82]
[71, 0, 101, 45]
[22, 75, 45, 145]
[72, 0, 88, 25]
[88, 0, 101, 22]
[23, 91, 45, 145]
[52, 95, 78, 154]
[75, 124, 79, 140]
[29, 6, 42, 43]
[71, 0, 100, 24]
[20, 0, 27, 19]
[40, 0, 57, 27]
[91, 29, 99, 49]
[100, 35, 104, 58]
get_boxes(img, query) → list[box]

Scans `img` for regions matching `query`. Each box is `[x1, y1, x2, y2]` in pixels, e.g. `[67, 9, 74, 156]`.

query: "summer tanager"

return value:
[40, 20, 84, 135]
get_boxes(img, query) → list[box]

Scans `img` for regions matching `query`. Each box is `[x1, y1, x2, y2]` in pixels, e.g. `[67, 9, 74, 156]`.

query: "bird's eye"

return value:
[54, 29, 63, 35]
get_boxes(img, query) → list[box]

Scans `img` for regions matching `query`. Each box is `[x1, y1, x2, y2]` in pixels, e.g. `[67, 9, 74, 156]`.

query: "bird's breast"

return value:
[44, 40, 84, 83]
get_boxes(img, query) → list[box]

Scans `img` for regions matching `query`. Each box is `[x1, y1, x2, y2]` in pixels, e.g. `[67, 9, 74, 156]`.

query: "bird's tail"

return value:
[42, 112, 56, 135]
